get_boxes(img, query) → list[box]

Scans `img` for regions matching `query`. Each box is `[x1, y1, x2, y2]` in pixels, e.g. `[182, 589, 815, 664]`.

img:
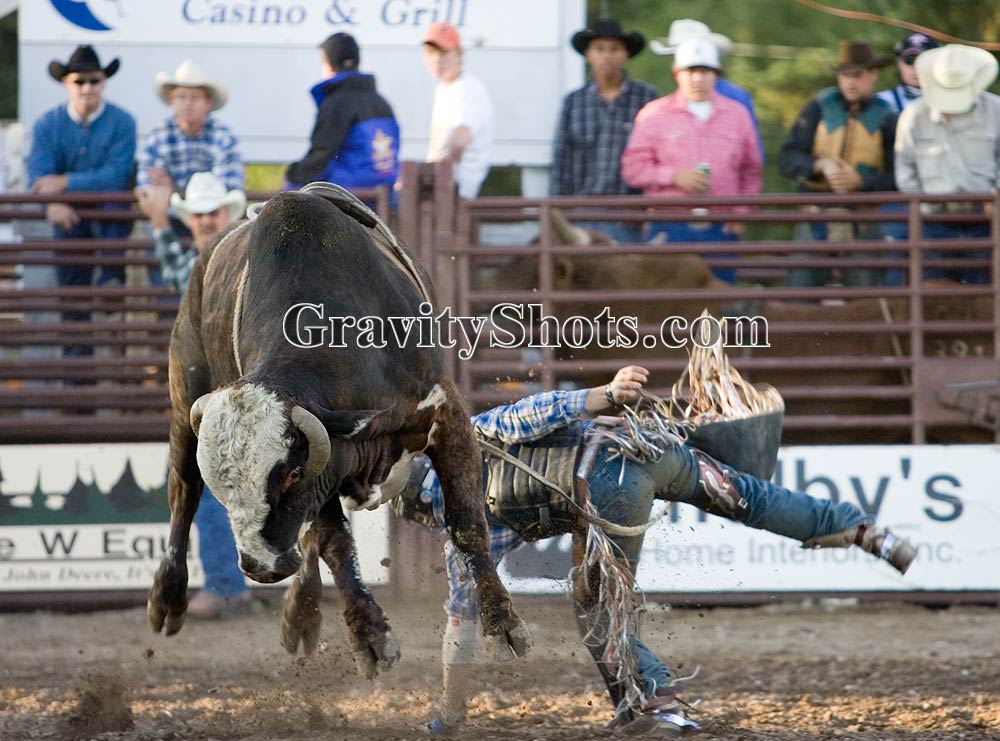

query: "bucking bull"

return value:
[147, 183, 531, 675]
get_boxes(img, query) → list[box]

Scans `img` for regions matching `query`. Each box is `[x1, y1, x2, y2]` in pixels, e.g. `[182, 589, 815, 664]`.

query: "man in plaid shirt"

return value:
[550, 19, 657, 243]
[138, 60, 244, 202]
[392, 366, 915, 734]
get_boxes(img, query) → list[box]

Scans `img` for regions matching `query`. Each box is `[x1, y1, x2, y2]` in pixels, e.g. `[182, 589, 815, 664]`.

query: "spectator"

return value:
[621, 38, 763, 282]
[878, 32, 941, 114]
[285, 33, 400, 191]
[895, 44, 999, 284]
[137, 60, 243, 197]
[135, 172, 251, 618]
[649, 18, 764, 157]
[26, 45, 136, 358]
[778, 42, 897, 288]
[422, 21, 494, 199]
[549, 18, 656, 243]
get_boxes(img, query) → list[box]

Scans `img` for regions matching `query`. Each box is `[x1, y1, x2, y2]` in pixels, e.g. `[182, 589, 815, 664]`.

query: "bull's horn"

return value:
[550, 207, 592, 246]
[189, 394, 211, 437]
[291, 405, 331, 478]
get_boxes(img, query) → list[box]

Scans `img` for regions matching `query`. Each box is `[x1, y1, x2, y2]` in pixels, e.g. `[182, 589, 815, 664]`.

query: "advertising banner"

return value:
[0, 443, 389, 592]
[18, 1, 586, 164]
[500, 445, 1000, 595]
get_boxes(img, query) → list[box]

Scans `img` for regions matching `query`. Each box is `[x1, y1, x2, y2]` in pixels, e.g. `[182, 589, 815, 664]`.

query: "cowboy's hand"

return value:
[32, 174, 68, 195]
[826, 162, 862, 194]
[134, 185, 172, 228]
[674, 168, 710, 194]
[608, 365, 650, 405]
[147, 167, 176, 190]
[46, 203, 80, 231]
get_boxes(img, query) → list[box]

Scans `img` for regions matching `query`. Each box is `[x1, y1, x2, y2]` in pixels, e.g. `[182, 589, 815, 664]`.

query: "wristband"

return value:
[605, 384, 616, 406]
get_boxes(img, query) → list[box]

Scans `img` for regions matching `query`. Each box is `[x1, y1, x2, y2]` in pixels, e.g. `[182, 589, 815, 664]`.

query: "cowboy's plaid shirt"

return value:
[137, 117, 244, 193]
[426, 388, 590, 619]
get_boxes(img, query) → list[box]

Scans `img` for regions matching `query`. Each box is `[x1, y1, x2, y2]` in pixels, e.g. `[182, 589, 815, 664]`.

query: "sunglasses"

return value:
[71, 76, 105, 86]
[900, 54, 920, 66]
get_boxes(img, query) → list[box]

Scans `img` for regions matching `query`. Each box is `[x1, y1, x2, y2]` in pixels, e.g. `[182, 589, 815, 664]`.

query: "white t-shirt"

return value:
[426, 72, 494, 199]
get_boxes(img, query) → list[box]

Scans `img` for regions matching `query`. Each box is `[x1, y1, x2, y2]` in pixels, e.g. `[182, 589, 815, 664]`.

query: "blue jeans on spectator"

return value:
[923, 222, 990, 284]
[194, 486, 248, 599]
[646, 221, 738, 283]
[577, 220, 644, 245]
[55, 219, 130, 358]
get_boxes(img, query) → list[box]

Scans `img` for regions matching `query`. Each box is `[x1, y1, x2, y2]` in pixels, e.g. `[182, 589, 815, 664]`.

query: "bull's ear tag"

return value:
[247, 202, 265, 222]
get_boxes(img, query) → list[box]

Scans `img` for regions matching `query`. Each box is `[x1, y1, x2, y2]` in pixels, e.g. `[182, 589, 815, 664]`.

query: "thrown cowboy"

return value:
[389, 364, 916, 735]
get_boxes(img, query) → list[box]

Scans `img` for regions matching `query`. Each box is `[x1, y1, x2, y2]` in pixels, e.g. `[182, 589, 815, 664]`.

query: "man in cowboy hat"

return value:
[422, 21, 494, 199]
[878, 32, 941, 114]
[649, 19, 762, 156]
[137, 60, 244, 200]
[622, 37, 763, 282]
[778, 41, 898, 287]
[26, 45, 137, 358]
[549, 18, 656, 242]
[285, 33, 400, 192]
[895, 44, 1000, 284]
[391, 363, 915, 734]
[135, 171, 251, 618]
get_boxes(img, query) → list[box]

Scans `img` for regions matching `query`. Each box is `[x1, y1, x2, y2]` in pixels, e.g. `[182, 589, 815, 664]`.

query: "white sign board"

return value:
[18, 0, 586, 164]
[499, 445, 1000, 595]
[0, 443, 389, 591]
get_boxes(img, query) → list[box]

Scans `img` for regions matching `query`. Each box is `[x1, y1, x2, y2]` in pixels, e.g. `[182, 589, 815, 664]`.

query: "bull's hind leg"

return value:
[280, 531, 324, 655]
[426, 392, 532, 662]
[148, 421, 201, 635]
[313, 494, 400, 678]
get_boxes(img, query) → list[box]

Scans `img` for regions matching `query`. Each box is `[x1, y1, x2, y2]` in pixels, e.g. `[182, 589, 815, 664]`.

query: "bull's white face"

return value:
[195, 384, 300, 578]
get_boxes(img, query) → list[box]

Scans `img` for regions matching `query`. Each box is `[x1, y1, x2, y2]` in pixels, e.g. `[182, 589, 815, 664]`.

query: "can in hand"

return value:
[696, 162, 711, 175]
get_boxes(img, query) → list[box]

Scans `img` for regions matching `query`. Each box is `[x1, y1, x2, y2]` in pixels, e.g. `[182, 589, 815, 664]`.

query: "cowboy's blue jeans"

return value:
[194, 487, 248, 598]
[586, 442, 872, 695]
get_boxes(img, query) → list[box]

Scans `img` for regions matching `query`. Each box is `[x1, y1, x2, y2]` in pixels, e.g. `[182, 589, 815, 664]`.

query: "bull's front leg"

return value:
[427, 394, 532, 662]
[313, 494, 400, 678]
[279, 531, 324, 656]
[147, 420, 201, 635]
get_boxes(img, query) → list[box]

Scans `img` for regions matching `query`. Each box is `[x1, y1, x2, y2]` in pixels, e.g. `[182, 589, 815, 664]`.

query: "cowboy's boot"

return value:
[803, 524, 916, 574]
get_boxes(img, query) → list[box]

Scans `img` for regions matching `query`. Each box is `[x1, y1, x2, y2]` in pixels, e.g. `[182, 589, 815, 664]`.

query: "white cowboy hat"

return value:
[154, 60, 228, 111]
[650, 19, 733, 56]
[170, 172, 246, 227]
[916, 44, 999, 114]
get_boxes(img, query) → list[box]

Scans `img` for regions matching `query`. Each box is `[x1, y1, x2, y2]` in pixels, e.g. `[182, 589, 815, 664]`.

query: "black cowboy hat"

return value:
[48, 45, 120, 82]
[571, 18, 645, 58]
[830, 41, 894, 73]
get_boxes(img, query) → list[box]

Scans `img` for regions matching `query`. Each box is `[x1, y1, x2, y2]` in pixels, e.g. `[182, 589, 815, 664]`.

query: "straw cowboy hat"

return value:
[48, 45, 120, 82]
[650, 19, 733, 56]
[571, 18, 646, 58]
[154, 60, 228, 111]
[170, 172, 246, 227]
[916, 44, 999, 114]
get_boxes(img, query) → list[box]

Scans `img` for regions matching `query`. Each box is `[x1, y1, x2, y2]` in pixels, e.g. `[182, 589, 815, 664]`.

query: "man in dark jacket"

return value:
[286, 33, 400, 190]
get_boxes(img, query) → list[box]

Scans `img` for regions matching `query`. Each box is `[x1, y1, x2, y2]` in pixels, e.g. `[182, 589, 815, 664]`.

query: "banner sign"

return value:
[0, 443, 389, 591]
[18, 1, 586, 164]
[500, 445, 1000, 595]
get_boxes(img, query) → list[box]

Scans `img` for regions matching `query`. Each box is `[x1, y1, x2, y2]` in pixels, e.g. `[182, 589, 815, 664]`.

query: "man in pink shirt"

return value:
[621, 37, 762, 282]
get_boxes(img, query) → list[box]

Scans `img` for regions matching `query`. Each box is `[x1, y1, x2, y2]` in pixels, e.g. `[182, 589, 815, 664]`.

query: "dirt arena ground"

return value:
[2, 594, 998, 740]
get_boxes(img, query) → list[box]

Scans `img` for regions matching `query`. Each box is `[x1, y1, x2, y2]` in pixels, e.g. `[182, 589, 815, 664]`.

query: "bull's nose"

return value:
[239, 551, 301, 583]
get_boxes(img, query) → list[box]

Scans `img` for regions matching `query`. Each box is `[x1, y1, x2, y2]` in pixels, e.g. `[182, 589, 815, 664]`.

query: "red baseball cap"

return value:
[423, 22, 461, 51]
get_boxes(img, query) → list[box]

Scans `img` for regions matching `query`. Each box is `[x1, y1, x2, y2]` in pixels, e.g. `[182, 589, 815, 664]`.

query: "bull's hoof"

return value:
[484, 621, 533, 662]
[352, 629, 401, 679]
[146, 563, 188, 636]
[279, 607, 323, 656]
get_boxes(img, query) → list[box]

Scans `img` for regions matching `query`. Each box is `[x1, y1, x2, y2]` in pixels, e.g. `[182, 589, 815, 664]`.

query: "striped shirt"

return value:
[137, 117, 244, 193]
[550, 76, 658, 196]
[152, 227, 196, 293]
[427, 389, 590, 618]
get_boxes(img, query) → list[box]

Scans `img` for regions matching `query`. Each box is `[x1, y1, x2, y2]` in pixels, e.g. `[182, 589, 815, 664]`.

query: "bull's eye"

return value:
[284, 467, 303, 489]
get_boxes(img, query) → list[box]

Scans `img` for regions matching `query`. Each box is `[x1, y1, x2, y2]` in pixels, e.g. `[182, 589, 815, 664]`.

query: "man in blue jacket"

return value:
[286, 33, 400, 191]
[28, 45, 136, 357]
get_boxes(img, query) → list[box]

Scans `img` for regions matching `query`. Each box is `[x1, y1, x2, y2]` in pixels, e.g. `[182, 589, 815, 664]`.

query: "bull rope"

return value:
[232, 261, 250, 377]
